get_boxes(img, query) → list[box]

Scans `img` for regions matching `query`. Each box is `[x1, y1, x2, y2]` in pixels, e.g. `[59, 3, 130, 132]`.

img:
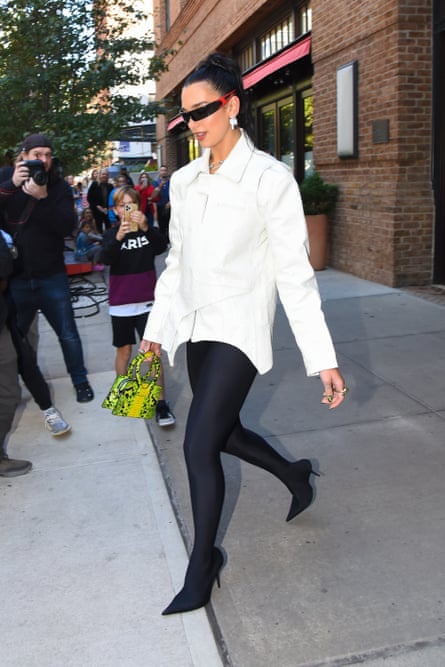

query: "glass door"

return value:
[258, 97, 296, 174]
[302, 89, 313, 176]
[278, 98, 295, 171]
[259, 104, 276, 156]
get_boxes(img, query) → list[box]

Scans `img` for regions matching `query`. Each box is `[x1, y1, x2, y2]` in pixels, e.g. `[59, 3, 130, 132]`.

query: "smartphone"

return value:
[124, 202, 138, 231]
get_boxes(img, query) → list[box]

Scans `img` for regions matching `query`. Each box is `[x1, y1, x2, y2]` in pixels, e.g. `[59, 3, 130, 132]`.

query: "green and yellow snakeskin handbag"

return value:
[102, 352, 162, 419]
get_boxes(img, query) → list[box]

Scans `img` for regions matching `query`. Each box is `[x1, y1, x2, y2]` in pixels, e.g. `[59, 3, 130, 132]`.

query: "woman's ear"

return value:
[229, 95, 240, 118]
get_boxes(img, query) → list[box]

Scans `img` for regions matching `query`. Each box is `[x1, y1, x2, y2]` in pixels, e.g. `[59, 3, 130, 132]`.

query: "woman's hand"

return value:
[319, 368, 349, 409]
[139, 339, 161, 357]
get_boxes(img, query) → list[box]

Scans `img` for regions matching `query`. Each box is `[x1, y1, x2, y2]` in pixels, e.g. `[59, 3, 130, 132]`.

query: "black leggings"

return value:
[185, 340, 292, 573]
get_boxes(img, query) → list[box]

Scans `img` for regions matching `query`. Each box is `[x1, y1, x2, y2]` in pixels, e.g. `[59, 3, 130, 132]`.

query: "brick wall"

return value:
[153, 0, 273, 99]
[153, 0, 435, 286]
[312, 0, 434, 286]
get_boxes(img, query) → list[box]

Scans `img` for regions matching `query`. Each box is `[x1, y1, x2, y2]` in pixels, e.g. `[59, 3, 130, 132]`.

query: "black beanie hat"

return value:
[20, 134, 53, 152]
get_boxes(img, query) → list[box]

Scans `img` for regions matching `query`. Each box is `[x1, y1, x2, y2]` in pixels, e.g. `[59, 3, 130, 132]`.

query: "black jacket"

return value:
[0, 166, 76, 279]
[87, 180, 113, 228]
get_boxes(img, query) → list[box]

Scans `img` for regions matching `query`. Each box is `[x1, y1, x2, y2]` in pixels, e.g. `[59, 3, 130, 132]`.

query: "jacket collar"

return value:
[193, 129, 255, 183]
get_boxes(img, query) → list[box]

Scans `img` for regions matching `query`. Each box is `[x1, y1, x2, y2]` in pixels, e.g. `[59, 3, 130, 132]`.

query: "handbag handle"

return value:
[129, 351, 161, 385]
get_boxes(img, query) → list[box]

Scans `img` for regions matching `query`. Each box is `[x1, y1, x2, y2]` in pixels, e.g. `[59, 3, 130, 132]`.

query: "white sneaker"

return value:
[43, 407, 71, 436]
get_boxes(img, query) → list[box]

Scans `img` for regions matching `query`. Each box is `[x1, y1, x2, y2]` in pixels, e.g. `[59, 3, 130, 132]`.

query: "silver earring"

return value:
[230, 116, 238, 130]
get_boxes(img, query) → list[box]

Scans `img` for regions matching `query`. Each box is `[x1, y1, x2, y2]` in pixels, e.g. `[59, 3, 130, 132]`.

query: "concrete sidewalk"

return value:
[147, 269, 445, 667]
[2, 268, 445, 666]
[1, 273, 223, 667]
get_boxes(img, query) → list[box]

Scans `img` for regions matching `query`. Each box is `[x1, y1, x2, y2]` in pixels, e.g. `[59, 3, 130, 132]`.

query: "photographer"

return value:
[0, 134, 94, 404]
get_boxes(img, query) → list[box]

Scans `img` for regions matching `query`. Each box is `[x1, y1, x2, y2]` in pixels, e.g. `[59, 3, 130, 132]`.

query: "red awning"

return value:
[167, 35, 311, 131]
[168, 114, 185, 131]
[243, 35, 311, 89]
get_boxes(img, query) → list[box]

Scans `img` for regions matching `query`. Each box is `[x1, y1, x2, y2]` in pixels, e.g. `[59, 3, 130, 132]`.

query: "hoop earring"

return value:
[230, 116, 238, 130]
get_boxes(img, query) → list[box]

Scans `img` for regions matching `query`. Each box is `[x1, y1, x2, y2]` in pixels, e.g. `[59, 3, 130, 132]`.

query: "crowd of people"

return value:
[0, 138, 174, 476]
[66, 167, 172, 268]
[65, 165, 171, 235]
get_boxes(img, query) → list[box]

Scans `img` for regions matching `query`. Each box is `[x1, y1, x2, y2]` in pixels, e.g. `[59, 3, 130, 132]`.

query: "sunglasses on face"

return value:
[179, 89, 235, 124]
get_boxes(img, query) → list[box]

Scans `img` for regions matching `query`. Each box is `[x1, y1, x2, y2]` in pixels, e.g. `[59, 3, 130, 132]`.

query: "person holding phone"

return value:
[99, 186, 176, 427]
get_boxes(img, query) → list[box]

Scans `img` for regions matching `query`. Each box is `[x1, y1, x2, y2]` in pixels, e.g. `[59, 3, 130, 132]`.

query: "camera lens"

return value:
[24, 159, 48, 186]
[33, 171, 48, 186]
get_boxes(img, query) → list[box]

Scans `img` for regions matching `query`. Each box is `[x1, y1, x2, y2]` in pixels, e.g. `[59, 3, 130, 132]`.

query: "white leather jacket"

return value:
[144, 130, 338, 376]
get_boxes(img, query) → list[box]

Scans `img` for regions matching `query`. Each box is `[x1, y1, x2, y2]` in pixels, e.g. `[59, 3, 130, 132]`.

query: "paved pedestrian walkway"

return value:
[2, 268, 445, 666]
[1, 272, 222, 667]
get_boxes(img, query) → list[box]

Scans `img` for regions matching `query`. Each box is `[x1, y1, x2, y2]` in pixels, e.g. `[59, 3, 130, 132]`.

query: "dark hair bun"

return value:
[184, 52, 254, 138]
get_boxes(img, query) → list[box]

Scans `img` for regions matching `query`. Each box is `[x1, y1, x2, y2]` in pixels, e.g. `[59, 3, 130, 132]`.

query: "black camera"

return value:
[24, 159, 48, 186]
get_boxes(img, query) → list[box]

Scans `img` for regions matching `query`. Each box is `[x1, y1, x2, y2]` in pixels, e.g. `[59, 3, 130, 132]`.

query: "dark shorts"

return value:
[111, 312, 149, 348]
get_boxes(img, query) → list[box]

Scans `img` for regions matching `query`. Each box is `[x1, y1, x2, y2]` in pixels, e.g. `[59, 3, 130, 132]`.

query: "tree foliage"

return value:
[0, 0, 172, 174]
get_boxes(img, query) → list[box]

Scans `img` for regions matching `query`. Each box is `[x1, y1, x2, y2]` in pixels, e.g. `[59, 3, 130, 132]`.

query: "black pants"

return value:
[157, 205, 170, 241]
[0, 326, 20, 455]
[7, 308, 51, 411]
[184, 341, 292, 573]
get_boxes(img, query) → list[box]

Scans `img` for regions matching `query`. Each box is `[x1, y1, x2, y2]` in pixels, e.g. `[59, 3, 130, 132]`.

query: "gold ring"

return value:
[334, 387, 349, 395]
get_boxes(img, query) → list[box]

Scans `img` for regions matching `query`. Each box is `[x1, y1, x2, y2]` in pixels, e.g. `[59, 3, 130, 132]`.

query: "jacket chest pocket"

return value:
[183, 179, 261, 287]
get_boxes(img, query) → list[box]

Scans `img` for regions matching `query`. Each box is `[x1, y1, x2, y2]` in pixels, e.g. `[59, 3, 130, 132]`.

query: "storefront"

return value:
[154, 0, 438, 287]
[166, 4, 314, 183]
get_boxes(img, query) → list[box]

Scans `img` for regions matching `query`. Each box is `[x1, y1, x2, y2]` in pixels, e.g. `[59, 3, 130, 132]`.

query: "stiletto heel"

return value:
[162, 546, 225, 615]
[285, 458, 320, 522]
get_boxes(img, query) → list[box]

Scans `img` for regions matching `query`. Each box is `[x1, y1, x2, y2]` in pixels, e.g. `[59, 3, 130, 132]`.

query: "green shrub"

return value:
[299, 170, 339, 215]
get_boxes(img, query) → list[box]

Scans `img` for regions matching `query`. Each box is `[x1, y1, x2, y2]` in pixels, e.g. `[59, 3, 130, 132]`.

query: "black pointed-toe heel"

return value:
[285, 458, 320, 522]
[162, 546, 224, 616]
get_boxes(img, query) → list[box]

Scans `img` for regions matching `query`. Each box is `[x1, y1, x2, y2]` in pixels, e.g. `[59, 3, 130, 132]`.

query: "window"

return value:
[256, 88, 312, 180]
[165, 0, 170, 32]
[239, 43, 255, 72]
[187, 136, 200, 162]
[258, 96, 295, 172]
[279, 101, 295, 171]
[300, 2, 312, 34]
[238, 3, 312, 72]
[259, 105, 276, 156]
[302, 90, 313, 175]
[120, 124, 156, 143]
[260, 17, 294, 60]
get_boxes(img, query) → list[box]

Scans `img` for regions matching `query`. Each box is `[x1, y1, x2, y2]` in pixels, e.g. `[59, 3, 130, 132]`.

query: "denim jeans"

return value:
[9, 272, 88, 386]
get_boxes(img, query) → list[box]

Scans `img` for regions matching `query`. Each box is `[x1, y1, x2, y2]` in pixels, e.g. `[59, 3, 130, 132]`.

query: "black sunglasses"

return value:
[179, 89, 235, 124]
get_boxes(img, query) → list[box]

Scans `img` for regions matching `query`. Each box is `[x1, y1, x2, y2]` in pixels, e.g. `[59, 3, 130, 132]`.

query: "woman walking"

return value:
[140, 52, 348, 615]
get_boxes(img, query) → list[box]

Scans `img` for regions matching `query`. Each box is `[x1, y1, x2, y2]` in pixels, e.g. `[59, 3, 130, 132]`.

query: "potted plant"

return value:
[299, 170, 339, 270]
